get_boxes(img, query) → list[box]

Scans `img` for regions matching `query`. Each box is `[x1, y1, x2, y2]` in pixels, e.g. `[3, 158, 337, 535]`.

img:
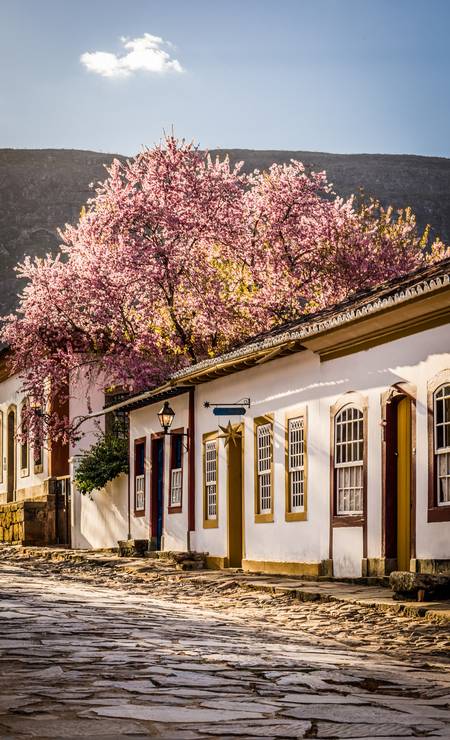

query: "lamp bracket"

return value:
[162, 429, 190, 452]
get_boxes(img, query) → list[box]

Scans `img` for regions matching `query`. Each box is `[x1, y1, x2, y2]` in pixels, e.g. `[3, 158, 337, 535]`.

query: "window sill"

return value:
[34, 465, 43, 475]
[332, 515, 364, 527]
[428, 506, 450, 523]
[134, 510, 145, 518]
[285, 511, 307, 522]
[168, 505, 182, 514]
[203, 518, 218, 529]
[255, 512, 274, 523]
[20, 469, 29, 478]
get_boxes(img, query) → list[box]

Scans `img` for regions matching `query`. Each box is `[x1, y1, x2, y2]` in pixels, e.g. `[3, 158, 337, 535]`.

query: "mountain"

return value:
[0, 148, 449, 317]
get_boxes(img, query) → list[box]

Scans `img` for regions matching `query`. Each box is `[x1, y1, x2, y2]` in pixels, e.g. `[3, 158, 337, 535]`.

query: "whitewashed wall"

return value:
[69, 322, 450, 570]
[191, 323, 450, 571]
[69, 373, 139, 549]
[70, 376, 191, 550]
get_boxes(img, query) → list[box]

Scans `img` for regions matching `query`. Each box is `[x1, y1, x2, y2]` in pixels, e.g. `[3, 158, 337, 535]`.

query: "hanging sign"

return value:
[213, 407, 247, 416]
[204, 398, 250, 417]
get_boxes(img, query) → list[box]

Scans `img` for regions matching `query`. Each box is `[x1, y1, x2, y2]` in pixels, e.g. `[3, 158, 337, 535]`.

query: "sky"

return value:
[0, 0, 449, 157]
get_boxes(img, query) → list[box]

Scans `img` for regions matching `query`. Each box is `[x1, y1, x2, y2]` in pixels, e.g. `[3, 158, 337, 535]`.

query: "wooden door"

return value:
[396, 397, 412, 571]
[150, 437, 164, 551]
[7, 410, 15, 503]
[227, 428, 243, 568]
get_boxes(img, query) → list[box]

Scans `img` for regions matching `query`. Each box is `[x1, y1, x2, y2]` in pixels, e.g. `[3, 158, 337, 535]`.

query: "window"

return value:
[134, 438, 146, 514]
[254, 415, 274, 522]
[20, 402, 29, 477]
[427, 372, 450, 522]
[34, 443, 43, 474]
[32, 402, 44, 474]
[203, 433, 218, 527]
[169, 432, 183, 510]
[104, 390, 129, 440]
[334, 405, 364, 515]
[286, 413, 307, 520]
[434, 384, 450, 506]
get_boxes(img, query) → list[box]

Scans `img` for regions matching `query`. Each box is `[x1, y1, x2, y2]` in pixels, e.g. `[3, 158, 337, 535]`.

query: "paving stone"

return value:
[194, 720, 312, 736]
[0, 717, 151, 736]
[92, 704, 266, 722]
[280, 692, 367, 704]
[283, 703, 444, 728]
[313, 722, 422, 737]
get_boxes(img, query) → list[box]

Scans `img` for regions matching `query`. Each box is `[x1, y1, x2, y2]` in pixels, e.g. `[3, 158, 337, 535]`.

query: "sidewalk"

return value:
[190, 569, 450, 622]
[6, 545, 450, 623]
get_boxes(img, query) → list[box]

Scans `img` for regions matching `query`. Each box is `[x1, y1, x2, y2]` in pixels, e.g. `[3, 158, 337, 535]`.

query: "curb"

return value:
[235, 579, 450, 623]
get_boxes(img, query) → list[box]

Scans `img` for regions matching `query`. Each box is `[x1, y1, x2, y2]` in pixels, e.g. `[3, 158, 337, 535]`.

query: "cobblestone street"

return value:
[0, 556, 449, 739]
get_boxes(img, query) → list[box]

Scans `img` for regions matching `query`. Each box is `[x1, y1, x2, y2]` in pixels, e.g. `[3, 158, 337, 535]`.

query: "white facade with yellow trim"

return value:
[69, 259, 450, 577]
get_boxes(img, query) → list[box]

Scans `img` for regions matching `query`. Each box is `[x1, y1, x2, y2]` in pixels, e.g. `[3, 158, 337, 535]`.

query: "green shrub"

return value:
[74, 434, 129, 495]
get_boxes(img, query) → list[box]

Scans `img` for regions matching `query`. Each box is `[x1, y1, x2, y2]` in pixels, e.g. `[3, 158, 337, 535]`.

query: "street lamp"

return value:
[157, 400, 190, 450]
[157, 401, 175, 433]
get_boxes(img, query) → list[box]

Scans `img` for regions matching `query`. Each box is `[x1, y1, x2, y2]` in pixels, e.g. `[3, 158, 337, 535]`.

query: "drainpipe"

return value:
[187, 387, 196, 550]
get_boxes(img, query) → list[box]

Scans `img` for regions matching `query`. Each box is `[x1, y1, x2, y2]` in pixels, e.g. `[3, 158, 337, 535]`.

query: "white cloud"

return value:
[80, 33, 184, 79]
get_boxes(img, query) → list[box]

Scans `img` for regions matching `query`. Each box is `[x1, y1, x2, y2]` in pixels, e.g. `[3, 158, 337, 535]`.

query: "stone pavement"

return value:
[0, 551, 449, 738]
[9, 545, 450, 622]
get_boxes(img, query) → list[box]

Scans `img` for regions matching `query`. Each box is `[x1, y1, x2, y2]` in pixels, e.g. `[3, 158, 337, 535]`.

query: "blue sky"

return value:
[1, 0, 449, 156]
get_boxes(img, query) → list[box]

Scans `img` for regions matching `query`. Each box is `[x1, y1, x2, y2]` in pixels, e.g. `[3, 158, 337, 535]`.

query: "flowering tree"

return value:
[3, 136, 448, 443]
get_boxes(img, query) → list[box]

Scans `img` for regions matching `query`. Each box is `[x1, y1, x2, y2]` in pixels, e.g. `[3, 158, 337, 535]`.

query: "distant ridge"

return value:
[0, 147, 449, 316]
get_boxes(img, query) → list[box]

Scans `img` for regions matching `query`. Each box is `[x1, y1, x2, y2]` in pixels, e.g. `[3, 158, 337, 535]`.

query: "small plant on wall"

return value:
[74, 433, 129, 495]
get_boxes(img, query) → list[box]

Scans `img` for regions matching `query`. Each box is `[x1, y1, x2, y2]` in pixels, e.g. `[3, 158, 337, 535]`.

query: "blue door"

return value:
[156, 438, 164, 550]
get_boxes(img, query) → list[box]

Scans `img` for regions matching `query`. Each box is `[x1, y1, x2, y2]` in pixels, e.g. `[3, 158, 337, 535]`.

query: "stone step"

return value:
[176, 560, 205, 571]
[145, 549, 207, 568]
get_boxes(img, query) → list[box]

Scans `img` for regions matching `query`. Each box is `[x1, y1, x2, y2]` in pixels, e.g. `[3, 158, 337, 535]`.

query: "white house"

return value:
[0, 350, 70, 545]
[70, 258, 450, 578]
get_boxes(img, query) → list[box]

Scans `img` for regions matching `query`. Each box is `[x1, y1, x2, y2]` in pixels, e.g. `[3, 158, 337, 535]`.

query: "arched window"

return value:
[334, 405, 364, 515]
[434, 384, 450, 506]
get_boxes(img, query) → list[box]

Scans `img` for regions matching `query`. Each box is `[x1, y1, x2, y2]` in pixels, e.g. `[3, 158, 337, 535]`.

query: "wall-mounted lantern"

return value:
[157, 400, 190, 450]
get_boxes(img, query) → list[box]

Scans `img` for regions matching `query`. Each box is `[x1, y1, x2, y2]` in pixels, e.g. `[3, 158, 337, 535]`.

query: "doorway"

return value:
[150, 436, 164, 551]
[7, 408, 16, 503]
[227, 425, 243, 568]
[383, 390, 414, 572]
[396, 397, 412, 571]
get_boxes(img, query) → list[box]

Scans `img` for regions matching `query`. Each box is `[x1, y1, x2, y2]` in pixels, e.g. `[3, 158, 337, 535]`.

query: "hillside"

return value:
[0, 148, 449, 316]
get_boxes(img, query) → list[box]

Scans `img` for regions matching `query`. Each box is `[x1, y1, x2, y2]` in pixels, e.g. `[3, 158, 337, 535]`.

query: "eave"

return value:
[301, 282, 450, 361]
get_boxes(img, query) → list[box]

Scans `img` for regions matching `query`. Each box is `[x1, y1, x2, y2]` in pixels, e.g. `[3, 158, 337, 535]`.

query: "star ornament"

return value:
[218, 421, 242, 447]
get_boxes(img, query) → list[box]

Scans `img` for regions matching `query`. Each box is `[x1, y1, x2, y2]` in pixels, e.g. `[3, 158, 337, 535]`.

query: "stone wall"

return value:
[0, 498, 56, 545]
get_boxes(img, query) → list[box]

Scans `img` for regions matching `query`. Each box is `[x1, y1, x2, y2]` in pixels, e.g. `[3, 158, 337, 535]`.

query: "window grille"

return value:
[434, 384, 450, 506]
[257, 422, 272, 513]
[170, 468, 182, 507]
[205, 440, 217, 519]
[134, 440, 145, 513]
[288, 417, 305, 512]
[335, 406, 364, 515]
[135, 474, 145, 511]
[169, 434, 183, 508]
